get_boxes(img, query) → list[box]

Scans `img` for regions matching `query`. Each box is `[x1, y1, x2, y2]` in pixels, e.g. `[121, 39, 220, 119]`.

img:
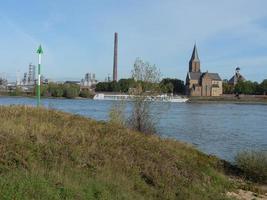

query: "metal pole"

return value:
[36, 45, 43, 107]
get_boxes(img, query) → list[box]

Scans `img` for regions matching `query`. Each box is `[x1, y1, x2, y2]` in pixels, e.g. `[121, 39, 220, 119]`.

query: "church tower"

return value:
[189, 44, 201, 72]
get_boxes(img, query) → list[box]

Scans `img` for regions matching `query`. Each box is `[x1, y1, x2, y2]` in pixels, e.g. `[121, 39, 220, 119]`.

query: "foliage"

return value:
[160, 82, 174, 93]
[160, 78, 185, 94]
[96, 77, 186, 95]
[223, 80, 267, 95]
[234, 81, 258, 95]
[35, 83, 82, 98]
[9, 87, 23, 96]
[79, 89, 93, 98]
[260, 79, 267, 94]
[223, 82, 234, 94]
[127, 58, 161, 134]
[235, 150, 267, 183]
[109, 81, 120, 92]
[95, 82, 108, 92]
[118, 78, 135, 92]
[40, 84, 49, 96]
[48, 83, 64, 97]
[63, 84, 80, 99]
[0, 105, 235, 199]
[128, 99, 157, 134]
[109, 101, 126, 126]
[131, 58, 161, 84]
[96, 79, 136, 93]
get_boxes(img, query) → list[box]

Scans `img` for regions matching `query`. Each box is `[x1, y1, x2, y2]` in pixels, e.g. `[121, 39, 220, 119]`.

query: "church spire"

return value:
[190, 43, 200, 62]
[189, 43, 201, 72]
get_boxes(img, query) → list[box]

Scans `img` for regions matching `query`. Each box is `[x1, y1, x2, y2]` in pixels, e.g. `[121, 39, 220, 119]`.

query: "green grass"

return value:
[0, 105, 236, 199]
[235, 150, 267, 184]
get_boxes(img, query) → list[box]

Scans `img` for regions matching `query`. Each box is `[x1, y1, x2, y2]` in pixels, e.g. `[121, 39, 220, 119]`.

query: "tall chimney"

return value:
[113, 32, 118, 81]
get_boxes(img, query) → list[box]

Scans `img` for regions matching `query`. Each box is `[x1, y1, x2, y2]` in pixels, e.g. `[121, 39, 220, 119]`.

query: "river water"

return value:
[0, 97, 266, 162]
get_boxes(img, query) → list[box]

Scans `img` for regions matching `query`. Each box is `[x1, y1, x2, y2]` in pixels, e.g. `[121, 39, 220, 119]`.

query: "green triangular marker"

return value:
[37, 45, 43, 54]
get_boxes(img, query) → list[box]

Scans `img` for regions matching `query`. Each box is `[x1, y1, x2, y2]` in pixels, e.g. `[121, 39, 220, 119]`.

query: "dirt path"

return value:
[227, 189, 267, 200]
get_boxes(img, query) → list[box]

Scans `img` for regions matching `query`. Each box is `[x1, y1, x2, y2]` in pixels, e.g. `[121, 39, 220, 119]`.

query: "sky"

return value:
[0, 0, 267, 82]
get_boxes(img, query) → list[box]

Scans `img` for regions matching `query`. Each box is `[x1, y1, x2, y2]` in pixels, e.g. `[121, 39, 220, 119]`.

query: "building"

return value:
[80, 73, 97, 87]
[228, 67, 245, 85]
[27, 63, 36, 85]
[20, 63, 36, 86]
[65, 81, 80, 85]
[185, 44, 223, 96]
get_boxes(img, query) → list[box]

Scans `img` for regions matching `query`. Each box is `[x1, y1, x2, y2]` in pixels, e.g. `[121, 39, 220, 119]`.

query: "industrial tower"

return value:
[113, 32, 118, 81]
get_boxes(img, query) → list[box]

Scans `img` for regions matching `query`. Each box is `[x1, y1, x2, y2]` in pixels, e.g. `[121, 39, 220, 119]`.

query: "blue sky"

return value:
[0, 0, 267, 82]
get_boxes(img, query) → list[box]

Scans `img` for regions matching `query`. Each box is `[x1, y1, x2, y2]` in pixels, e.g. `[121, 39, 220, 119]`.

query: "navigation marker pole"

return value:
[36, 45, 43, 107]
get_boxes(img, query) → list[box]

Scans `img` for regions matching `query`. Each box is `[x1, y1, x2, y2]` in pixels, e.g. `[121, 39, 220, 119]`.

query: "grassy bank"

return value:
[0, 106, 254, 199]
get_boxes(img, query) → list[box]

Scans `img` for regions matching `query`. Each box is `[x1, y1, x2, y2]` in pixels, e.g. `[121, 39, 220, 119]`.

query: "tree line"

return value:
[223, 79, 267, 95]
[7, 83, 93, 99]
[37, 83, 93, 98]
[96, 78, 185, 94]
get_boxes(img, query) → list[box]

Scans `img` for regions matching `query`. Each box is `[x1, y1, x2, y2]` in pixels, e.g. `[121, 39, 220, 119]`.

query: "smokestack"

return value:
[113, 32, 118, 81]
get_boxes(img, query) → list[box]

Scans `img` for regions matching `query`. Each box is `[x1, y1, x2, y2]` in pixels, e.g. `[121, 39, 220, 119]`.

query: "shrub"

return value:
[51, 87, 64, 97]
[63, 84, 80, 99]
[109, 101, 126, 126]
[235, 150, 267, 183]
[127, 58, 161, 134]
[79, 90, 93, 98]
[9, 87, 23, 96]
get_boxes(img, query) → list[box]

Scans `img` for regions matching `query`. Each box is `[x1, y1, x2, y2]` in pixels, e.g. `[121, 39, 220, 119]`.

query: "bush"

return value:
[128, 58, 161, 134]
[109, 101, 126, 126]
[235, 150, 267, 183]
[63, 84, 80, 99]
[9, 87, 23, 96]
[50, 87, 64, 97]
[79, 90, 93, 98]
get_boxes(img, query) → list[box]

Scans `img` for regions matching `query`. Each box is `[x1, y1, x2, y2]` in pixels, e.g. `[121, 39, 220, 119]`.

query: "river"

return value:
[0, 96, 266, 162]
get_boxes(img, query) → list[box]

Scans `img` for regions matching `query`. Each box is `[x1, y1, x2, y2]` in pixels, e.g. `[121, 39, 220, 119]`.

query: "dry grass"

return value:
[0, 105, 235, 199]
[235, 151, 267, 184]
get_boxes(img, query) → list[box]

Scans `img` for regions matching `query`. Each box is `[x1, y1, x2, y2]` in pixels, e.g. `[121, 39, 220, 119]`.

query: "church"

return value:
[185, 45, 223, 96]
[228, 67, 245, 85]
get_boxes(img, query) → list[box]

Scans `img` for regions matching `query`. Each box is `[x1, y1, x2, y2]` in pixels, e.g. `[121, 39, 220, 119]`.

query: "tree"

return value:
[63, 84, 80, 99]
[79, 89, 93, 98]
[160, 78, 185, 94]
[95, 82, 109, 92]
[234, 81, 257, 95]
[127, 58, 161, 134]
[48, 83, 64, 97]
[222, 82, 234, 94]
[118, 78, 135, 93]
[260, 79, 267, 95]
[9, 87, 23, 96]
[109, 81, 120, 92]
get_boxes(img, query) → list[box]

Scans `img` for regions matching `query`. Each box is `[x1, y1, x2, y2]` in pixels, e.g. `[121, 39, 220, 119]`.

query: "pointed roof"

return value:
[188, 72, 202, 80]
[190, 44, 200, 62]
[229, 73, 245, 85]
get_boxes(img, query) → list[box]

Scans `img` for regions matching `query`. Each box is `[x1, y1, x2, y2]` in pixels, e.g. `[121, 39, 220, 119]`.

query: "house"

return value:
[228, 67, 245, 85]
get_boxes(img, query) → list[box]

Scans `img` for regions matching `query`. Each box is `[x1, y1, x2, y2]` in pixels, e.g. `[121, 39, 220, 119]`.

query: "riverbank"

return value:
[189, 95, 267, 104]
[0, 105, 266, 199]
[0, 93, 92, 100]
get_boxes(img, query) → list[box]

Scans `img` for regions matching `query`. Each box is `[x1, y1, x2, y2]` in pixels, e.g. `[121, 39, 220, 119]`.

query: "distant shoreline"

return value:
[1, 93, 267, 104]
[188, 95, 267, 105]
[0, 94, 92, 100]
